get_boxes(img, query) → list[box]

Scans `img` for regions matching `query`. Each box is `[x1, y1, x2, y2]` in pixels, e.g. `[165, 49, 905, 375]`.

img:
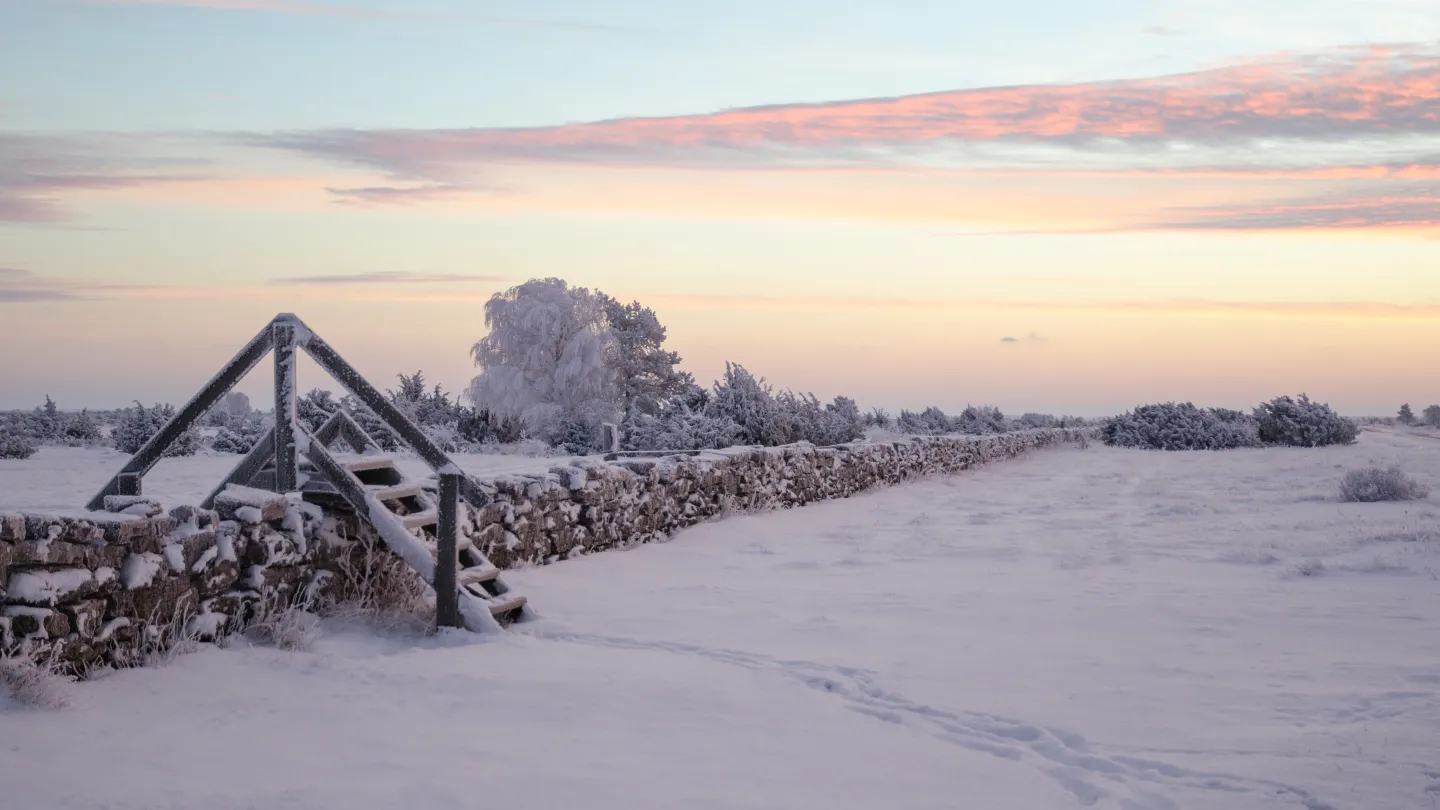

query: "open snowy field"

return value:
[3, 428, 1439, 810]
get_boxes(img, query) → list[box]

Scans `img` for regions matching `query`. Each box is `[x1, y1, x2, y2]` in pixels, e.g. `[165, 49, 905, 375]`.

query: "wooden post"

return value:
[116, 473, 141, 497]
[272, 317, 299, 493]
[435, 471, 463, 630]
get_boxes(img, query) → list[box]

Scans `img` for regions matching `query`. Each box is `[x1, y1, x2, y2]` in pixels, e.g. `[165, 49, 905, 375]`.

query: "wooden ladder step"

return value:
[458, 565, 499, 587]
[400, 509, 437, 529]
[341, 455, 397, 473]
[370, 482, 423, 501]
[486, 593, 527, 617]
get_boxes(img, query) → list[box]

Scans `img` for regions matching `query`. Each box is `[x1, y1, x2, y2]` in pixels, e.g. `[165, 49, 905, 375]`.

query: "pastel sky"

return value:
[2, 0, 1438, 415]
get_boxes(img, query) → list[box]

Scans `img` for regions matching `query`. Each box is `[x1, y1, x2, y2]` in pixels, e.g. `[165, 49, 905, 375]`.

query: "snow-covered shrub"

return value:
[0, 432, 38, 459]
[341, 396, 400, 451]
[456, 406, 524, 445]
[1017, 412, 1057, 429]
[818, 395, 866, 445]
[1, 655, 72, 710]
[896, 407, 952, 435]
[210, 427, 257, 454]
[865, 408, 893, 429]
[389, 371, 462, 427]
[1424, 405, 1440, 428]
[955, 405, 1008, 434]
[768, 392, 865, 446]
[1253, 394, 1357, 447]
[550, 418, 602, 455]
[470, 278, 618, 441]
[706, 362, 780, 445]
[621, 400, 745, 451]
[1339, 467, 1429, 502]
[297, 388, 340, 432]
[1103, 402, 1262, 450]
[113, 402, 198, 456]
[62, 409, 102, 445]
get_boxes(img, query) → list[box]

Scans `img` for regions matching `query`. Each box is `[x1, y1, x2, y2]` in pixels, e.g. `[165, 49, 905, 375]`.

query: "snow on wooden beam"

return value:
[200, 427, 277, 510]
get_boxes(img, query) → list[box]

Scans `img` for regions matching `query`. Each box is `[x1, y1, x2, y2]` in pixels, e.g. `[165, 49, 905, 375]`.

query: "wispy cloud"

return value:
[85, 0, 628, 30]
[643, 292, 1440, 319]
[324, 183, 482, 206]
[249, 43, 1440, 180]
[0, 133, 210, 222]
[0, 267, 181, 302]
[269, 271, 509, 285]
[1154, 185, 1440, 230]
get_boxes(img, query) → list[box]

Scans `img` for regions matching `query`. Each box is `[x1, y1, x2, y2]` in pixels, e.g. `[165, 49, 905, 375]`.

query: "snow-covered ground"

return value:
[3, 428, 1439, 810]
[0, 446, 568, 512]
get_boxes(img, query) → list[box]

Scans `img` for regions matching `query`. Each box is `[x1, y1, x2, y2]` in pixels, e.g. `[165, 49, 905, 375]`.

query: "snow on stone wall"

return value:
[1, 428, 1090, 674]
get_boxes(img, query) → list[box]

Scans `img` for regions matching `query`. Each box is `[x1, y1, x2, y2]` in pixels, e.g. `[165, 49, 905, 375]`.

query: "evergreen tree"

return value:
[1424, 404, 1440, 427]
[1398, 403, 1415, 424]
[601, 296, 694, 418]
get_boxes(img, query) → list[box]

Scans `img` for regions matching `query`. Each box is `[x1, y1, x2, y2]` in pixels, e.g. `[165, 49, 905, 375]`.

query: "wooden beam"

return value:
[272, 317, 299, 493]
[199, 427, 276, 509]
[86, 320, 274, 510]
[435, 472, 463, 630]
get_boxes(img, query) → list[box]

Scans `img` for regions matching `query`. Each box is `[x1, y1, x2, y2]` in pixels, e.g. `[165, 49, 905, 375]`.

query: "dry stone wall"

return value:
[462, 429, 1091, 568]
[2, 428, 1089, 673]
[0, 488, 372, 674]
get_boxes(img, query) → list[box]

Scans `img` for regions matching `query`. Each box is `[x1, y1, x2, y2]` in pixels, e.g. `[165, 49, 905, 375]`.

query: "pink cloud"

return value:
[254, 43, 1440, 179]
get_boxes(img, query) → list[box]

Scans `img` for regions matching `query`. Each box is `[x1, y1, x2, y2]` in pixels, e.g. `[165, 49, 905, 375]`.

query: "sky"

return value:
[1, 0, 1438, 416]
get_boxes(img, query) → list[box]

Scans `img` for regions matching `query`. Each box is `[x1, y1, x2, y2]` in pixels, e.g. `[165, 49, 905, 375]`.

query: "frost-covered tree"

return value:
[1422, 404, 1440, 427]
[470, 278, 616, 442]
[601, 296, 694, 418]
[35, 396, 61, 441]
[1398, 403, 1416, 425]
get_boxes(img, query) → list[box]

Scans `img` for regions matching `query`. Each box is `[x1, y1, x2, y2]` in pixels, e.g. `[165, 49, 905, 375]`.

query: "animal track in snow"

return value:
[528, 628, 1339, 810]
